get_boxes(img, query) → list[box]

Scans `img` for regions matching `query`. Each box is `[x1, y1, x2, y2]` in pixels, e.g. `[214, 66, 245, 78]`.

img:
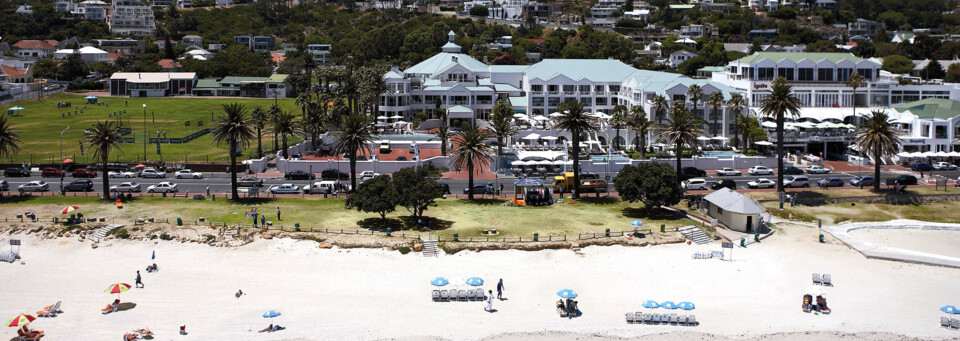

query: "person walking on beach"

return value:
[261, 214, 265, 226]
[497, 279, 504, 300]
[485, 290, 494, 312]
[276, 206, 282, 221]
[135, 270, 143, 288]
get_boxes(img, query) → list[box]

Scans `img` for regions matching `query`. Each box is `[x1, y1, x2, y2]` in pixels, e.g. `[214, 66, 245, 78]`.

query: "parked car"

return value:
[269, 183, 301, 194]
[42, 167, 64, 177]
[895, 175, 918, 185]
[110, 182, 142, 192]
[850, 176, 874, 187]
[715, 167, 742, 176]
[285, 170, 316, 180]
[934, 162, 957, 171]
[463, 184, 491, 194]
[817, 177, 845, 188]
[71, 168, 97, 178]
[108, 170, 137, 178]
[682, 178, 710, 190]
[747, 178, 777, 189]
[783, 166, 804, 175]
[63, 179, 94, 192]
[711, 179, 736, 190]
[18, 181, 49, 192]
[320, 169, 349, 180]
[140, 169, 166, 178]
[783, 175, 811, 188]
[805, 165, 831, 174]
[910, 162, 934, 172]
[359, 171, 381, 181]
[0, 180, 7, 191]
[305, 180, 344, 194]
[146, 182, 178, 193]
[237, 176, 264, 187]
[175, 169, 203, 179]
[747, 165, 774, 175]
[440, 183, 451, 194]
[680, 167, 707, 180]
[4, 167, 30, 177]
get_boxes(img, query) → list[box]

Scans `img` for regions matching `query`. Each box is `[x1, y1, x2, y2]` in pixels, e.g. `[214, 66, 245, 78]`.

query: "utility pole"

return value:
[59, 126, 70, 192]
[143, 104, 147, 161]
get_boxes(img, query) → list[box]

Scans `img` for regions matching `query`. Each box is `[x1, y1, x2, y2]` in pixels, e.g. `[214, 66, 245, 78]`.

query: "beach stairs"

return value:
[92, 224, 125, 243]
[570, 243, 584, 256]
[422, 240, 439, 257]
[678, 226, 712, 245]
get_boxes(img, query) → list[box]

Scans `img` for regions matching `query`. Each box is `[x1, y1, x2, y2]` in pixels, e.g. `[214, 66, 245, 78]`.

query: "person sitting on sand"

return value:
[259, 324, 273, 333]
[556, 300, 565, 310]
[146, 263, 157, 272]
[21, 325, 44, 338]
[235, 289, 244, 298]
[104, 298, 120, 310]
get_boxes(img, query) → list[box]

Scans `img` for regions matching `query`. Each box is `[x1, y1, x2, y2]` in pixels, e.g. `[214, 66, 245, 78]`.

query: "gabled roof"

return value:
[266, 74, 288, 83]
[383, 70, 404, 79]
[404, 52, 488, 75]
[219, 76, 269, 83]
[0, 65, 29, 78]
[489, 65, 528, 73]
[13, 40, 57, 50]
[447, 105, 472, 114]
[733, 52, 873, 65]
[157, 59, 181, 69]
[893, 98, 960, 121]
[509, 96, 527, 107]
[525, 59, 638, 82]
[703, 188, 765, 215]
[193, 79, 221, 89]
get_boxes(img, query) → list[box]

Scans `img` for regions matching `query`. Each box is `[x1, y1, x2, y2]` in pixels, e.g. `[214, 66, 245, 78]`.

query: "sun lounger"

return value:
[466, 289, 475, 300]
[688, 315, 697, 326]
[625, 312, 635, 323]
[557, 303, 568, 318]
[670, 313, 679, 324]
[101, 303, 118, 314]
[942, 317, 951, 328]
[476, 290, 485, 300]
[18, 329, 41, 341]
[440, 290, 449, 301]
[651, 314, 661, 324]
[635, 312, 642, 324]
[135, 327, 152, 338]
[812, 273, 822, 285]
[643, 314, 652, 324]
[822, 274, 832, 286]
[951, 318, 960, 329]
[37, 301, 60, 317]
[679, 315, 688, 326]
[432, 290, 440, 301]
[123, 332, 138, 341]
[457, 290, 466, 301]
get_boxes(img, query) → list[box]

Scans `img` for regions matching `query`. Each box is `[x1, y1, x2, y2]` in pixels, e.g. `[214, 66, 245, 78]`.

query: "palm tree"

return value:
[610, 104, 628, 151]
[490, 99, 516, 160]
[271, 110, 299, 158]
[706, 91, 725, 137]
[555, 99, 597, 198]
[250, 106, 267, 157]
[212, 103, 256, 201]
[268, 105, 281, 152]
[734, 113, 752, 150]
[360, 65, 389, 116]
[686, 84, 704, 120]
[657, 101, 706, 183]
[434, 108, 450, 156]
[627, 106, 655, 158]
[333, 113, 376, 191]
[652, 94, 668, 125]
[0, 114, 23, 160]
[451, 122, 493, 200]
[302, 57, 317, 89]
[759, 77, 802, 206]
[854, 110, 903, 191]
[84, 121, 122, 200]
[726, 93, 746, 149]
[848, 72, 864, 127]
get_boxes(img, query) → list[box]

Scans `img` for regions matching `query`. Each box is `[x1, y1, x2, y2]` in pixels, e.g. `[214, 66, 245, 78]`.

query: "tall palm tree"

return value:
[706, 91, 725, 137]
[451, 122, 493, 200]
[555, 99, 597, 198]
[848, 72, 864, 127]
[250, 106, 267, 157]
[271, 110, 299, 158]
[302, 57, 317, 89]
[268, 104, 281, 152]
[726, 93, 746, 149]
[490, 99, 516, 159]
[627, 106, 655, 158]
[734, 113, 752, 150]
[610, 104, 628, 151]
[333, 113, 376, 191]
[84, 121, 122, 200]
[360, 65, 389, 116]
[0, 114, 23, 161]
[652, 94, 668, 125]
[434, 108, 450, 156]
[686, 84, 704, 120]
[212, 103, 256, 201]
[854, 110, 903, 191]
[759, 77, 802, 206]
[657, 101, 706, 183]
[302, 103, 323, 150]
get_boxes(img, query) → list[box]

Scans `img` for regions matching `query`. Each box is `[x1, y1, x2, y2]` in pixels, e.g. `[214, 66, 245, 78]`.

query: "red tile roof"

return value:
[13, 40, 56, 50]
[157, 59, 182, 69]
[271, 52, 286, 63]
[108, 52, 124, 60]
[527, 38, 545, 44]
[0, 65, 28, 78]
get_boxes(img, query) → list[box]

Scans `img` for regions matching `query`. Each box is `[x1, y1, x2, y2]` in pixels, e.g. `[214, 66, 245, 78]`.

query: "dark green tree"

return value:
[350, 174, 398, 221]
[393, 166, 444, 227]
[613, 163, 684, 210]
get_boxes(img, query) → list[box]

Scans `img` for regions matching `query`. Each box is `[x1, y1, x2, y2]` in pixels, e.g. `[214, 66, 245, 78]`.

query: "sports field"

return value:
[3, 93, 299, 163]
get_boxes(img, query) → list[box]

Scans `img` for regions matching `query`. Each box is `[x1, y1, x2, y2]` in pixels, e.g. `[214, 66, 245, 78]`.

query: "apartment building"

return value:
[109, 0, 157, 36]
[306, 44, 332, 64]
[96, 39, 146, 57]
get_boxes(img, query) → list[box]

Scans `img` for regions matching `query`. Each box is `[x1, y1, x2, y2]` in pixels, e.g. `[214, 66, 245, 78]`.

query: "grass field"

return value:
[3, 93, 300, 163]
[0, 196, 695, 238]
[746, 188, 960, 224]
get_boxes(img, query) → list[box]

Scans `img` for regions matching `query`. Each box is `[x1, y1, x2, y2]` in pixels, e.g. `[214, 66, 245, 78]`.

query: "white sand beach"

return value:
[2, 223, 959, 340]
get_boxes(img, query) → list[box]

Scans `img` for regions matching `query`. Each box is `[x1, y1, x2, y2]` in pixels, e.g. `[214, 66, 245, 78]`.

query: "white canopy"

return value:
[922, 151, 938, 157]
[536, 160, 553, 165]
[548, 112, 564, 118]
[711, 136, 729, 140]
[389, 115, 403, 119]
[541, 136, 558, 140]
[936, 151, 950, 157]
[511, 160, 528, 166]
[552, 160, 566, 165]
[761, 121, 777, 128]
[755, 141, 773, 146]
[377, 116, 388, 120]
[521, 133, 541, 140]
[516, 150, 566, 161]
[697, 136, 712, 141]
[950, 151, 960, 157]
[531, 115, 550, 121]
[513, 114, 529, 119]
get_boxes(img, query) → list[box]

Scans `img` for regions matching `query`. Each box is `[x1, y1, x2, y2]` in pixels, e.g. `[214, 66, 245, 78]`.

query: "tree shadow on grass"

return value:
[620, 206, 685, 221]
[456, 198, 507, 206]
[356, 217, 406, 232]
[397, 215, 455, 231]
[577, 196, 620, 205]
[230, 197, 278, 205]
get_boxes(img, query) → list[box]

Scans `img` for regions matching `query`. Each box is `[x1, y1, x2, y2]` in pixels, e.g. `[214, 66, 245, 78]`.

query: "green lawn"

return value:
[0, 196, 695, 238]
[4, 93, 301, 163]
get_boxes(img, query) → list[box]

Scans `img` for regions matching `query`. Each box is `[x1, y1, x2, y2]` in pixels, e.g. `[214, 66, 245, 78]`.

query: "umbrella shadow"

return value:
[117, 302, 137, 311]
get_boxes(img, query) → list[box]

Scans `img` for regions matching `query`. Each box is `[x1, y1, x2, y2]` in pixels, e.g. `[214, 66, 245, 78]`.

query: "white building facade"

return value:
[109, 0, 157, 36]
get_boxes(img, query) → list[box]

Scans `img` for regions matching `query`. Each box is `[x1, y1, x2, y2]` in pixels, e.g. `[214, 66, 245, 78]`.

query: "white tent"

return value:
[376, 116, 388, 120]
[761, 121, 777, 128]
[513, 114, 528, 119]
[536, 160, 553, 165]
[521, 133, 541, 140]
[950, 151, 960, 157]
[541, 136, 558, 140]
[711, 136, 729, 140]
[532, 115, 549, 121]
[697, 136, 712, 141]
[389, 115, 404, 120]
[548, 112, 564, 118]
[755, 141, 773, 146]
[936, 151, 950, 157]
[552, 160, 566, 165]
[511, 160, 528, 166]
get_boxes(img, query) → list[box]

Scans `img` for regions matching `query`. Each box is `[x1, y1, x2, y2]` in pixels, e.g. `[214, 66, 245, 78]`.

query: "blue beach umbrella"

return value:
[660, 301, 678, 310]
[630, 220, 643, 226]
[465, 277, 484, 286]
[677, 302, 695, 310]
[262, 310, 281, 318]
[642, 300, 660, 309]
[151, 250, 155, 260]
[941, 305, 960, 314]
[557, 289, 578, 299]
[430, 277, 449, 286]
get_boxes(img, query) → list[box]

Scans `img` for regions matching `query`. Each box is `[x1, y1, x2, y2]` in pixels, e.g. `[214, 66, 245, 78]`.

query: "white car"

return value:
[175, 169, 203, 179]
[110, 182, 142, 192]
[18, 181, 49, 192]
[108, 170, 137, 178]
[146, 182, 178, 193]
[748, 166, 774, 175]
[359, 171, 381, 179]
[783, 175, 811, 188]
[747, 178, 777, 189]
[934, 162, 957, 171]
[682, 178, 709, 190]
[140, 169, 166, 178]
[269, 183, 301, 194]
[805, 165, 831, 174]
[715, 168, 742, 176]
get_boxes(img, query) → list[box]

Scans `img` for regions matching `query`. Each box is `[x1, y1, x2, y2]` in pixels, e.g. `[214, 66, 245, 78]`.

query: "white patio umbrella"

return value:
[761, 121, 777, 128]
[390, 115, 403, 119]
[696, 136, 712, 141]
[541, 136, 558, 140]
[949, 151, 960, 157]
[376, 116, 388, 120]
[909, 152, 925, 158]
[536, 160, 553, 165]
[936, 151, 950, 158]
[532, 115, 549, 121]
[552, 160, 566, 165]
[513, 113, 529, 119]
[511, 160, 528, 166]
[754, 141, 773, 146]
[711, 136, 729, 140]
[922, 151, 938, 157]
[521, 133, 541, 140]
[897, 152, 913, 157]
[548, 112, 564, 118]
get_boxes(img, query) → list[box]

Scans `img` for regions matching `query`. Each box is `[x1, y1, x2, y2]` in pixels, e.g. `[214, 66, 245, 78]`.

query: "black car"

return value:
[911, 162, 934, 172]
[63, 179, 94, 192]
[783, 166, 805, 175]
[284, 170, 316, 180]
[680, 167, 707, 180]
[4, 167, 30, 177]
[237, 176, 264, 187]
[463, 184, 490, 194]
[440, 183, 451, 194]
[711, 179, 736, 190]
[321, 169, 349, 180]
[895, 175, 918, 185]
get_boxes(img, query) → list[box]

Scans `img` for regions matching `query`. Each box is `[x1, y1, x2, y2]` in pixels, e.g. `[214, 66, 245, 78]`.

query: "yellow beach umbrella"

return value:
[6, 313, 36, 327]
[105, 283, 131, 297]
[61, 206, 79, 214]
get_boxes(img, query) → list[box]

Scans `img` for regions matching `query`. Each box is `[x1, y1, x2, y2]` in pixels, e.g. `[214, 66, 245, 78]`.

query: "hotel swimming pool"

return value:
[703, 151, 742, 157]
[376, 134, 437, 141]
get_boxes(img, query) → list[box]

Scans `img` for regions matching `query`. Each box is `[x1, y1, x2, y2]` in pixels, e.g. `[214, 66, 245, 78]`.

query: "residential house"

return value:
[523, 2, 562, 23]
[154, 40, 179, 49]
[52, 46, 111, 63]
[183, 48, 214, 60]
[681, 24, 710, 39]
[748, 29, 778, 40]
[234, 35, 276, 52]
[622, 9, 650, 21]
[891, 98, 960, 153]
[700, 188, 765, 233]
[813, 0, 837, 12]
[675, 37, 697, 49]
[306, 44, 332, 64]
[157, 59, 183, 72]
[96, 39, 145, 56]
[206, 75, 291, 98]
[12, 40, 58, 59]
[182, 35, 203, 49]
[892, 32, 915, 44]
[15, 5, 33, 15]
[0, 56, 37, 69]
[72, 0, 108, 21]
[54, 0, 77, 12]
[0, 65, 33, 84]
[109, 0, 157, 36]
[847, 19, 882, 40]
[669, 50, 698, 68]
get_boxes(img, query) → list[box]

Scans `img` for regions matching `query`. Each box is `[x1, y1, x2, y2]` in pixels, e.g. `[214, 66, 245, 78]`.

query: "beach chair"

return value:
[651, 314, 661, 324]
[18, 329, 41, 341]
[101, 303, 118, 314]
[688, 315, 697, 326]
[439, 290, 449, 301]
[942, 317, 951, 328]
[557, 303, 568, 318]
[37, 301, 61, 317]
[458, 290, 467, 301]
[635, 312, 642, 324]
[670, 313, 679, 325]
[812, 273, 822, 285]
[951, 318, 960, 329]
[822, 274, 832, 286]
[468, 290, 477, 300]
[642, 314, 652, 324]
[476, 290, 485, 300]
[625, 312, 635, 323]
[432, 290, 440, 301]
[123, 332, 138, 341]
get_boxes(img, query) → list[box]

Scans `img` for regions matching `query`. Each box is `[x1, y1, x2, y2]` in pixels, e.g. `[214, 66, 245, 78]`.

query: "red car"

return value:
[72, 168, 97, 178]
[41, 167, 64, 177]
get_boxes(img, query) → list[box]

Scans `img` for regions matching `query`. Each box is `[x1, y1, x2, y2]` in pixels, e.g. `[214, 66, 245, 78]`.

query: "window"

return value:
[595, 85, 604, 92]
[758, 67, 775, 80]
[817, 68, 833, 81]
[778, 68, 794, 81]
[580, 97, 592, 106]
[837, 68, 852, 82]
[548, 97, 561, 107]
[548, 85, 558, 92]
[856, 68, 872, 81]
[921, 123, 930, 137]
[609, 85, 620, 92]
[798, 68, 814, 81]
[673, 94, 686, 102]
[531, 84, 543, 92]
[562, 85, 575, 93]
[595, 97, 607, 106]
[578, 85, 590, 93]
[532, 97, 544, 106]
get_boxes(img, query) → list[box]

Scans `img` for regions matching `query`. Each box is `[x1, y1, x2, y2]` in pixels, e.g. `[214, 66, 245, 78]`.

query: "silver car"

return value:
[110, 182, 142, 192]
[19, 180, 49, 192]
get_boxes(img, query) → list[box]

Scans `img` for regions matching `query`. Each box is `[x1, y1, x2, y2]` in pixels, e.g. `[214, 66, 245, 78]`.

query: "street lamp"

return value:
[59, 126, 70, 192]
[142, 104, 147, 161]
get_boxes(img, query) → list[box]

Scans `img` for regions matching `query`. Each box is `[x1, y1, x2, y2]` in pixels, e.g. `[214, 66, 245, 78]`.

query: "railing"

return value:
[531, 91, 543, 95]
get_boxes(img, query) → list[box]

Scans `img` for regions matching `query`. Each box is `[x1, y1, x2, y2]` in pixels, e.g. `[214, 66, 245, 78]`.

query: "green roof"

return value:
[194, 79, 220, 89]
[526, 59, 638, 82]
[509, 96, 527, 107]
[893, 98, 960, 120]
[448, 105, 472, 114]
[404, 52, 489, 75]
[219, 76, 269, 84]
[733, 52, 870, 65]
[697, 66, 726, 72]
[266, 74, 288, 83]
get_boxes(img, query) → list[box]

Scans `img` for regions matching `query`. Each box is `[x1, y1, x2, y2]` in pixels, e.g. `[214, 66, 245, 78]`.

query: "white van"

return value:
[305, 180, 343, 194]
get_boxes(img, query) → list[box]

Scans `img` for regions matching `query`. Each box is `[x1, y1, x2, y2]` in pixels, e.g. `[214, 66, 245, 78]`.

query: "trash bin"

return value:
[660, 224, 665, 233]
[819, 234, 824, 243]
[754, 232, 760, 242]
[534, 232, 539, 241]
[295, 222, 300, 232]
[386, 227, 392, 237]
[162, 191, 167, 197]
[741, 238, 746, 247]
[453, 233, 459, 242]
[176, 217, 182, 226]
[605, 228, 610, 237]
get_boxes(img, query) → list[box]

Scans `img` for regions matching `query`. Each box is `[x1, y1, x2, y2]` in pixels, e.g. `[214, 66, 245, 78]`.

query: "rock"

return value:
[64, 232, 71, 237]
[262, 233, 273, 239]
[412, 244, 422, 252]
[318, 243, 332, 249]
[91, 243, 98, 249]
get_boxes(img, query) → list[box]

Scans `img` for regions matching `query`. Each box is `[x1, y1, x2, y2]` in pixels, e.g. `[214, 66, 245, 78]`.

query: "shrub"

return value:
[67, 80, 105, 91]
[398, 246, 411, 254]
[108, 227, 130, 239]
[160, 232, 173, 240]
